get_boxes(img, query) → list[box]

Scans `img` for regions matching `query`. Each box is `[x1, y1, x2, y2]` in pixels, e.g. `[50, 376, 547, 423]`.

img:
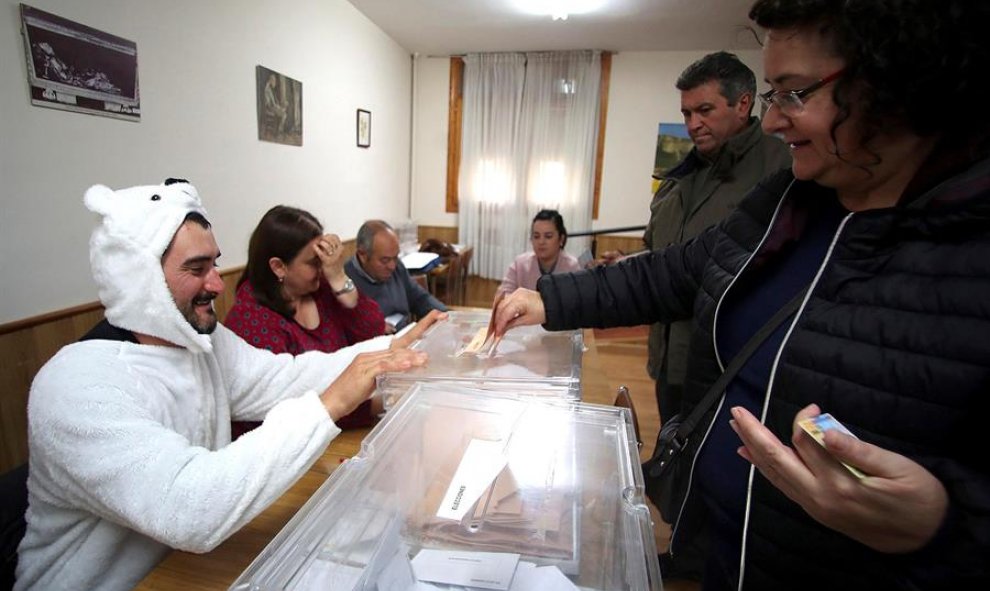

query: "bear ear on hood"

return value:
[83, 184, 116, 216]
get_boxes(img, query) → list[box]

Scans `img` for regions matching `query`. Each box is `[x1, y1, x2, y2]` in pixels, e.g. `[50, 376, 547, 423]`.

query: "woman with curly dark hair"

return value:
[491, 0, 990, 588]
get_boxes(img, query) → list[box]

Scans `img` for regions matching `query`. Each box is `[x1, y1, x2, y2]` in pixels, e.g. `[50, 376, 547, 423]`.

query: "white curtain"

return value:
[459, 51, 602, 280]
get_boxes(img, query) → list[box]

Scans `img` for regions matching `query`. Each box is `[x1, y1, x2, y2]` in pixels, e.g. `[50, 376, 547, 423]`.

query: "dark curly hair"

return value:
[749, 0, 990, 152]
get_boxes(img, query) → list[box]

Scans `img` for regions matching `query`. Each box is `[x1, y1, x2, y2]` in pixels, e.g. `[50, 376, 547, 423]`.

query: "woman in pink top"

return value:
[225, 206, 386, 435]
[497, 209, 582, 296]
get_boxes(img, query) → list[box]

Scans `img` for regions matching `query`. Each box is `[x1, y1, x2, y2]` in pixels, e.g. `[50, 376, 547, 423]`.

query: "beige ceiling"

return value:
[346, 0, 762, 56]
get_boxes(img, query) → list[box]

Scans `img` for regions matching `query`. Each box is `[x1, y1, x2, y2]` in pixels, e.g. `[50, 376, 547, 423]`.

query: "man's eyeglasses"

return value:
[758, 69, 845, 117]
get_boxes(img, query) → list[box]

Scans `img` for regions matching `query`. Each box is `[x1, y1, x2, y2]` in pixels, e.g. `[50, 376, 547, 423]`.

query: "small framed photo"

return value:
[357, 109, 371, 148]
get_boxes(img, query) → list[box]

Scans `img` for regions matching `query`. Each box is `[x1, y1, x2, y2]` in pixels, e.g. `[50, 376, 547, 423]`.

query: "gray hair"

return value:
[355, 219, 394, 253]
[676, 51, 756, 113]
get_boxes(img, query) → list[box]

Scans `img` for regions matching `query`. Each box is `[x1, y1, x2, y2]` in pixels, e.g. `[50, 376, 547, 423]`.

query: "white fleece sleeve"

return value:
[213, 324, 393, 421]
[27, 339, 355, 553]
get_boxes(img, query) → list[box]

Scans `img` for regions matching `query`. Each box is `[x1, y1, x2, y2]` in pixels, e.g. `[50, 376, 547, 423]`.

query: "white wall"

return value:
[410, 55, 456, 227]
[410, 49, 765, 234]
[0, 0, 413, 323]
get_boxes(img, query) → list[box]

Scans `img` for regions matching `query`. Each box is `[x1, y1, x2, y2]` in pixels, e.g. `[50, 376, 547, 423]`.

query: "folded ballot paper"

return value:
[410, 550, 579, 591]
[370, 544, 579, 591]
[400, 251, 441, 273]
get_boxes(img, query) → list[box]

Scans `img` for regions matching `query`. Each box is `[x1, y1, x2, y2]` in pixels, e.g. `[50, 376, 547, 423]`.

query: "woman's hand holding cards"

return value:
[729, 403, 948, 553]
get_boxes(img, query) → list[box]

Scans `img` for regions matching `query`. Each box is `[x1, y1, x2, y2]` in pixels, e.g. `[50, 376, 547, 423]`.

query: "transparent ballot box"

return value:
[378, 310, 583, 409]
[230, 384, 661, 591]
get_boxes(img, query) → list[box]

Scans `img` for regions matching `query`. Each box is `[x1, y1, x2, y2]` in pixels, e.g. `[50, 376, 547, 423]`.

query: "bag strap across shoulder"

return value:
[669, 285, 809, 448]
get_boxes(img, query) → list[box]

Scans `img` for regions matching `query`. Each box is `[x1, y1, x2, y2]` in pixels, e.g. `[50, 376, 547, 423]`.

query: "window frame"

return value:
[444, 52, 612, 218]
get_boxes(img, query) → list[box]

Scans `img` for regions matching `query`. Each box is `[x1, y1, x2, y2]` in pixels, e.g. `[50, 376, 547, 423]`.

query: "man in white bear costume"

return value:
[15, 179, 437, 591]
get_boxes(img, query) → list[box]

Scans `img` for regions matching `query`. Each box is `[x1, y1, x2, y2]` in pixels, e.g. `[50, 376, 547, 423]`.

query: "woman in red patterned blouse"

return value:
[224, 206, 386, 435]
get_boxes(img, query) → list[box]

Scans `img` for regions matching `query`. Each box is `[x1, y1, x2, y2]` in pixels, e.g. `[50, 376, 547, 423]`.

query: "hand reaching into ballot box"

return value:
[491, 288, 546, 339]
[320, 349, 428, 421]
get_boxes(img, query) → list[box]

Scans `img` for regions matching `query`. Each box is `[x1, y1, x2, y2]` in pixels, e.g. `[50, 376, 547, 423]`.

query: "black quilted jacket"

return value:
[539, 155, 990, 590]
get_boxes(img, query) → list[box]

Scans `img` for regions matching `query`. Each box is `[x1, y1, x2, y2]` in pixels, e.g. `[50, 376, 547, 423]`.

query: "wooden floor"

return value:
[461, 276, 700, 591]
[461, 275, 501, 309]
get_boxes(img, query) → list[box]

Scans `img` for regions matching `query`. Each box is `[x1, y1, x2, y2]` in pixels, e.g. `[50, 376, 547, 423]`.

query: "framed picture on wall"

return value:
[652, 123, 692, 193]
[19, 4, 141, 121]
[256, 65, 303, 146]
[357, 109, 371, 148]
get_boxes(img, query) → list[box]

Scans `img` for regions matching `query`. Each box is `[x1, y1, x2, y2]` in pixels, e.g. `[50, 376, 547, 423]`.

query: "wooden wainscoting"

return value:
[414, 228, 643, 259]
[214, 267, 246, 322]
[417, 225, 459, 245]
[0, 304, 106, 472]
[595, 234, 646, 257]
[0, 266, 246, 473]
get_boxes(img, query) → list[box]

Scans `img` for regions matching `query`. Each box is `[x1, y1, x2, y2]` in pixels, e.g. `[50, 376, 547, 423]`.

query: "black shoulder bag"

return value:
[644, 287, 808, 523]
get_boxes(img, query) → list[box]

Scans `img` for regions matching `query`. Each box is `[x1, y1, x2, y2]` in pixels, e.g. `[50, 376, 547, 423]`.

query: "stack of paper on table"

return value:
[401, 251, 441, 273]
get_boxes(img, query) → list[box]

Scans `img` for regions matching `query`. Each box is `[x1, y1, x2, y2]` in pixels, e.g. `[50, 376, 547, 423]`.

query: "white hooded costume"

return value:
[15, 180, 392, 591]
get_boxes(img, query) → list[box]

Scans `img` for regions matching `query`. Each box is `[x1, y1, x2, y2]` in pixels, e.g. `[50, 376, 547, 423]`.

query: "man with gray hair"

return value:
[647, 51, 791, 424]
[345, 220, 447, 332]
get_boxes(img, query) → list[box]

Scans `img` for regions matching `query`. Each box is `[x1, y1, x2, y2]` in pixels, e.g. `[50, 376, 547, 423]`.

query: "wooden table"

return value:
[135, 328, 629, 591]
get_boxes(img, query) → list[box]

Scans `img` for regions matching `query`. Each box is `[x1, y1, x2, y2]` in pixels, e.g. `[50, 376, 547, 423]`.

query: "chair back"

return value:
[613, 386, 642, 448]
[457, 247, 474, 305]
[437, 253, 462, 305]
[0, 463, 28, 591]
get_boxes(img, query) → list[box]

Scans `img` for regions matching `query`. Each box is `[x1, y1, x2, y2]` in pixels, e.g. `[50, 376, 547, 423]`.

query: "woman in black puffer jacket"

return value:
[493, 1, 990, 589]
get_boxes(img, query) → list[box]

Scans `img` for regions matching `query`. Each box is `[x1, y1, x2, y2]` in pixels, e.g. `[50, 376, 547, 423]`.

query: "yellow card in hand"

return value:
[797, 413, 867, 479]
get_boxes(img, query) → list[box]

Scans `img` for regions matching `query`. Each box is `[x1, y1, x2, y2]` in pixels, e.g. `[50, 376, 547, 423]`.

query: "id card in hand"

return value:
[797, 413, 867, 479]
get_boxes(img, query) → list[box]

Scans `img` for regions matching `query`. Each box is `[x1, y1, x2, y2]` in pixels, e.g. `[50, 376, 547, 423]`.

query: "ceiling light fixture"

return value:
[512, 0, 605, 22]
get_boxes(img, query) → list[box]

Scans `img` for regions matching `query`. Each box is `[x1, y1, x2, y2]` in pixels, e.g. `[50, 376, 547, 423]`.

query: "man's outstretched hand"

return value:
[320, 349, 428, 421]
[390, 309, 447, 350]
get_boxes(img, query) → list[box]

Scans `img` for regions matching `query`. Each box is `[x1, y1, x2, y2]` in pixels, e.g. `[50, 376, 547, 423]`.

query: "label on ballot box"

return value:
[436, 438, 508, 521]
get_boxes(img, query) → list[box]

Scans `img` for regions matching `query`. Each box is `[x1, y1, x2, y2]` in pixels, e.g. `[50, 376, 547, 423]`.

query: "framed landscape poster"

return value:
[20, 4, 141, 121]
[652, 123, 691, 193]
[256, 65, 303, 146]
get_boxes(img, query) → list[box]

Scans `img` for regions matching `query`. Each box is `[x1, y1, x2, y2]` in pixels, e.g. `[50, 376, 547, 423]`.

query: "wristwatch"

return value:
[333, 277, 356, 295]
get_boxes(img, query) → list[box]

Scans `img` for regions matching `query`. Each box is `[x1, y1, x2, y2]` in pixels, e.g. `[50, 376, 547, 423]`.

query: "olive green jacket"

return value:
[644, 118, 790, 382]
